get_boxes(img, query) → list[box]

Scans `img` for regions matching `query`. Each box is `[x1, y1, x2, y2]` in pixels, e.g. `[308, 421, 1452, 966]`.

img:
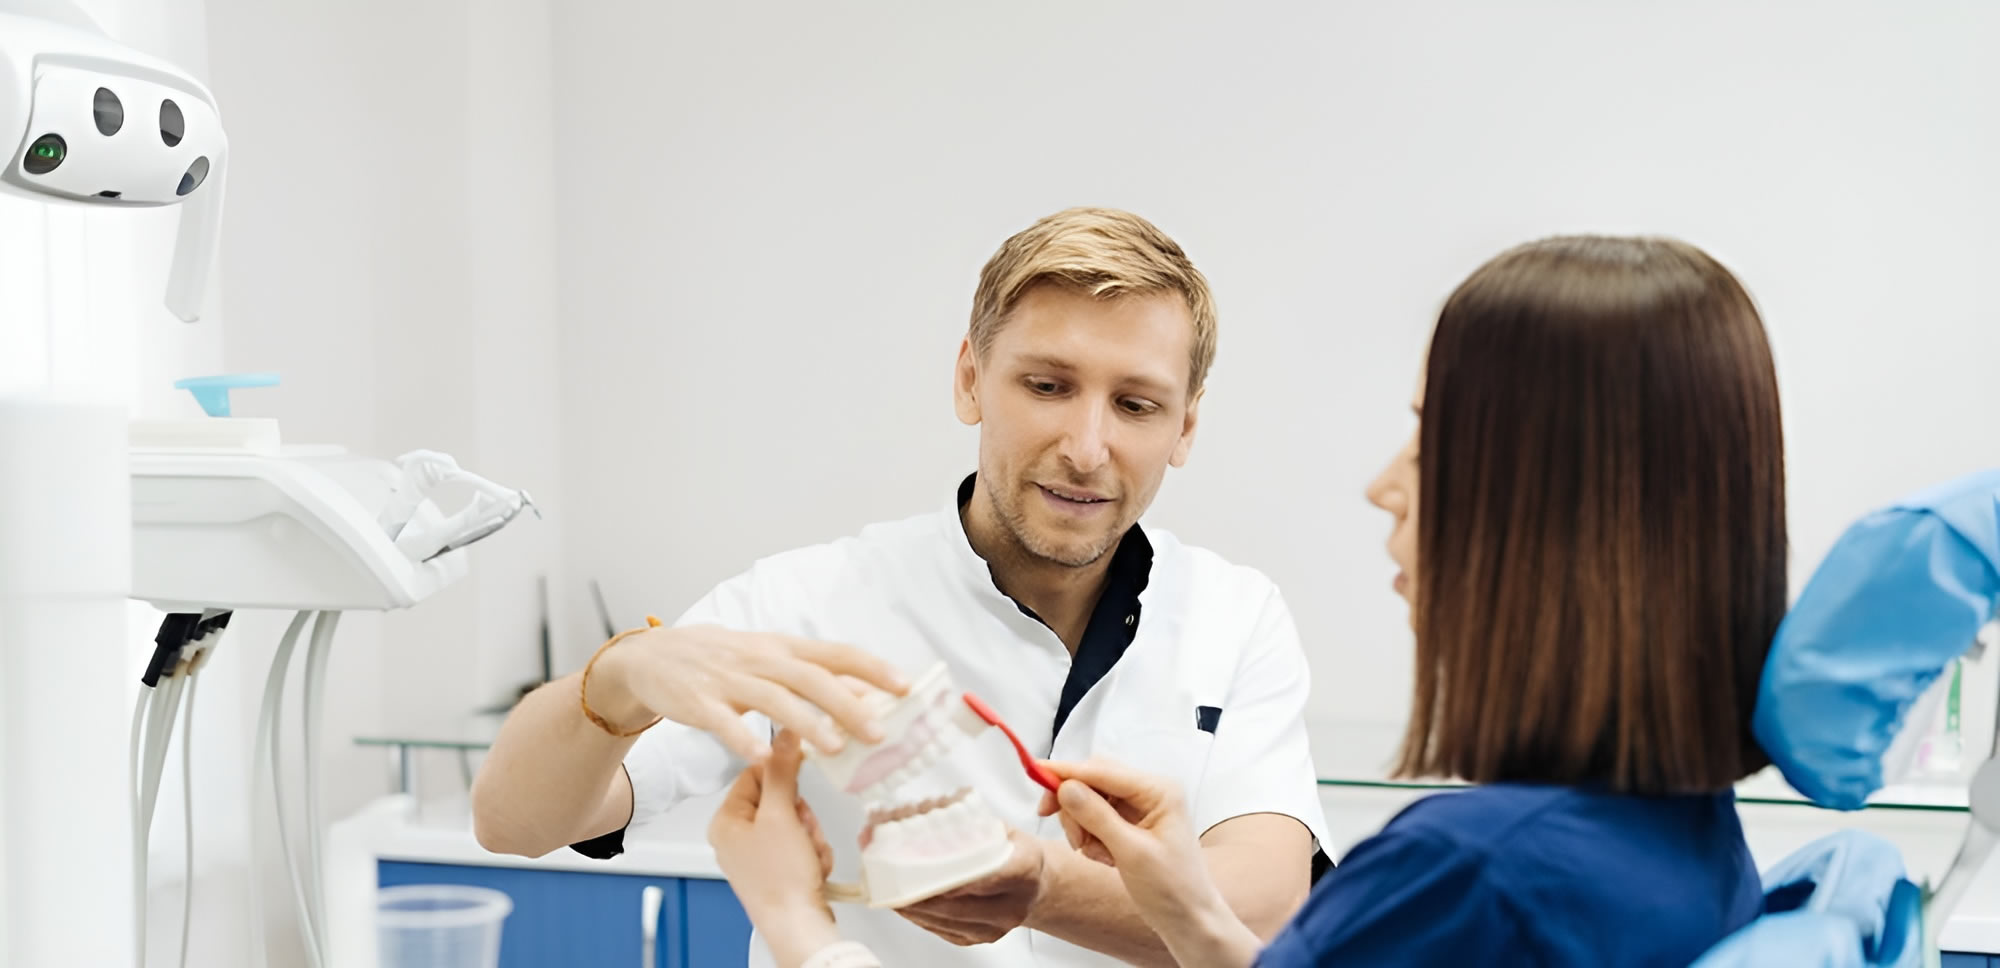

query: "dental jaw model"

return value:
[809, 663, 1021, 908]
[837, 788, 1015, 909]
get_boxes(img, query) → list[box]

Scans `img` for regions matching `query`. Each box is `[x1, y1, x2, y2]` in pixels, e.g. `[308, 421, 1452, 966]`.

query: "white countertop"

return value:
[335, 791, 729, 879]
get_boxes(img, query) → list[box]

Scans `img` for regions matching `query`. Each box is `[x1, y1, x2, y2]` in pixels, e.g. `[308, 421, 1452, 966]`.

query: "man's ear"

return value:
[1169, 386, 1203, 467]
[954, 337, 982, 426]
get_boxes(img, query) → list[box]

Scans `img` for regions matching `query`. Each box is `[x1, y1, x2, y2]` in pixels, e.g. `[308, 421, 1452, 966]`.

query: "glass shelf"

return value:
[353, 734, 1974, 813]
[1313, 773, 1971, 813]
[1308, 721, 1973, 813]
[354, 736, 492, 795]
[354, 736, 493, 751]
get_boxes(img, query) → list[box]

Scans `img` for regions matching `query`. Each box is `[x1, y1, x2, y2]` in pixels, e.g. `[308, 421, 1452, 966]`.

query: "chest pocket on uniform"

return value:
[1090, 676, 1220, 806]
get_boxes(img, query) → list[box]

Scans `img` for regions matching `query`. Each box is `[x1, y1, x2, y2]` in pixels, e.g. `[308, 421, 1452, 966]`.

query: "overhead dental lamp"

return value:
[1, 0, 227, 322]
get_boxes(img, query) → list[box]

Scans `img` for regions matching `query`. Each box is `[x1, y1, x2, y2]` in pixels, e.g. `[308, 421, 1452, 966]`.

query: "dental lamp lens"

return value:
[23, 135, 65, 175]
[177, 156, 209, 197]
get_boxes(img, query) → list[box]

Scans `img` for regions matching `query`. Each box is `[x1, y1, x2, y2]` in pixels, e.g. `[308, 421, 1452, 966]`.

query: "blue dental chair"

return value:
[1692, 470, 2000, 968]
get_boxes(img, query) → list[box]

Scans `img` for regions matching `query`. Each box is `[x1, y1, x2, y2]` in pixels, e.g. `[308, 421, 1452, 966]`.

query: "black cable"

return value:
[141, 611, 233, 687]
[142, 613, 202, 687]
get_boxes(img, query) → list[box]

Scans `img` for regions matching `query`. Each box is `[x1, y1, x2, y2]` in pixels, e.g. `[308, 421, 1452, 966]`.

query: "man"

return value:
[471, 207, 1328, 967]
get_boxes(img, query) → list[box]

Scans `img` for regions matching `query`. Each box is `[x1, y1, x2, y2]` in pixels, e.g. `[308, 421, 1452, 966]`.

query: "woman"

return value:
[710, 234, 1787, 967]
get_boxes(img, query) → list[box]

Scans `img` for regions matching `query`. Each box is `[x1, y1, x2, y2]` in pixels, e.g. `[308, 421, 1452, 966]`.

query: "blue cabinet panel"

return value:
[380, 860, 685, 968]
[375, 864, 1998, 968]
[682, 878, 754, 967]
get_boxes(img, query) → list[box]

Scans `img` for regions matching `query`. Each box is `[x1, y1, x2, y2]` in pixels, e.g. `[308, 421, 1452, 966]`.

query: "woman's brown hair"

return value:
[1395, 235, 1787, 794]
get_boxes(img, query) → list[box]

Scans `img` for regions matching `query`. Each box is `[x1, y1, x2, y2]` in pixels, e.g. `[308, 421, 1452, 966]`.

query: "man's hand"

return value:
[894, 829, 1050, 946]
[589, 623, 910, 762]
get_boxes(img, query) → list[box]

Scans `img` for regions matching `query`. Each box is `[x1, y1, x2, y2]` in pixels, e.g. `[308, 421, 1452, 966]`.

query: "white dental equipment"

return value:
[807, 663, 1028, 909]
[1, 3, 227, 966]
[128, 375, 538, 968]
[376, 449, 541, 563]
[0, 0, 226, 322]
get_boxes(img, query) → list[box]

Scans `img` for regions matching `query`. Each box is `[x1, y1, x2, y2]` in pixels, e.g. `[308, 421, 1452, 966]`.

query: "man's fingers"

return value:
[697, 701, 773, 765]
[759, 655, 887, 744]
[729, 678, 845, 755]
[781, 636, 911, 696]
[1036, 788, 1059, 818]
[895, 908, 987, 946]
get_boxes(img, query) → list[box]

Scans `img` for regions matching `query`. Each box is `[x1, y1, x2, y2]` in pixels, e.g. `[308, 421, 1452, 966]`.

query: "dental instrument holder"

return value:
[1752, 469, 2000, 961]
[128, 374, 538, 968]
[131, 374, 536, 611]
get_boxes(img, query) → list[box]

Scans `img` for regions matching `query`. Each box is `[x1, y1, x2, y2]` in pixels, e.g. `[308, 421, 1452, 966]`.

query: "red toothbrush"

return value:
[963, 693, 1062, 793]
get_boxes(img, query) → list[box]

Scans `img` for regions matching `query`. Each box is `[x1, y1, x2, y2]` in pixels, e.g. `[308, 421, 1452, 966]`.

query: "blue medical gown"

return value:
[1255, 784, 1761, 967]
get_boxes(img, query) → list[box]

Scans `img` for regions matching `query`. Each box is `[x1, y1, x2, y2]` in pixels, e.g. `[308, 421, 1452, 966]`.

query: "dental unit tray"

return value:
[809, 663, 1027, 909]
[131, 376, 536, 612]
[131, 450, 469, 612]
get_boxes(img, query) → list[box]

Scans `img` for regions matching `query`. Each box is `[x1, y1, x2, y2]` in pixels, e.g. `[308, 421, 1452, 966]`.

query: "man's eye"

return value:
[1121, 399, 1159, 415]
[1027, 379, 1062, 395]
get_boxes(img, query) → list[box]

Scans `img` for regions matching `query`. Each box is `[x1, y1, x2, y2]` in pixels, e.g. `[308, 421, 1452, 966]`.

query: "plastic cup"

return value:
[377, 884, 513, 968]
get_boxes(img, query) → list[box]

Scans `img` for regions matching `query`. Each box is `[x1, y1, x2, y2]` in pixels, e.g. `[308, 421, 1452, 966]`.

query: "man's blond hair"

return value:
[969, 207, 1218, 397]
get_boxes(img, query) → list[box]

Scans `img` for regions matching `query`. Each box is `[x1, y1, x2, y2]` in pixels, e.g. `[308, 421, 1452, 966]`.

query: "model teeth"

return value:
[806, 662, 1002, 806]
[874, 822, 906, 851]
[858, 785, 1005, 881]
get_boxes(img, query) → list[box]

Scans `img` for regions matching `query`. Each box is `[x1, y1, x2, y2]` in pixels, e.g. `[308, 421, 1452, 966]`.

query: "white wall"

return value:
[185, 0, 564, 964]
[549, 0, 2000, 776]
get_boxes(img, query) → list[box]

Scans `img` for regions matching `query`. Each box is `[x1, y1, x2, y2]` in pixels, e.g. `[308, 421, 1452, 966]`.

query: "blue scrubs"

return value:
[1256, 784, 1761, 967]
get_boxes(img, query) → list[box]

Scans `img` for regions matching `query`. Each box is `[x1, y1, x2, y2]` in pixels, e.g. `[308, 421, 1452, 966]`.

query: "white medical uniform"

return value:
[614, 482, 1329, 967]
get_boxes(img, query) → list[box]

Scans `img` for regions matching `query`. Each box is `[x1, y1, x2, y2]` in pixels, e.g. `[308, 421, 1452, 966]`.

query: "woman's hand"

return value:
[707, 731, 844, 968]
[1038, 757, 1264, 967]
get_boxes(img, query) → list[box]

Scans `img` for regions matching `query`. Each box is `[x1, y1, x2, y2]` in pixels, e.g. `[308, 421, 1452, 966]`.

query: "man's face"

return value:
[954, 283, 1201, 568]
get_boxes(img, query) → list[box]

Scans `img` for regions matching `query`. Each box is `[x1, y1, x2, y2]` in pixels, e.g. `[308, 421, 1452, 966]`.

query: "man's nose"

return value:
[1058, 400, 1113, 475]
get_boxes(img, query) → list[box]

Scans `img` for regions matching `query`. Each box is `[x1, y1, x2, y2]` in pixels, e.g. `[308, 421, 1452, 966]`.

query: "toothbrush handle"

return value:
[963, 693, 1062, 792]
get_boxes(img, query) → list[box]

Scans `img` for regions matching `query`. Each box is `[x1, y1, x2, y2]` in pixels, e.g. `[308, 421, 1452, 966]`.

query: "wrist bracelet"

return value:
[579, 615, 665, 737]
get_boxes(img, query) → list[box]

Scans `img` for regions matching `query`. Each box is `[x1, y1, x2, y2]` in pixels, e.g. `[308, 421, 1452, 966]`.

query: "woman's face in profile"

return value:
[1367, 370, 1423, 617]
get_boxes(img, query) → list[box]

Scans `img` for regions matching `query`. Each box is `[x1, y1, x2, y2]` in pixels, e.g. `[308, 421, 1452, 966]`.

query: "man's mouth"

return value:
[1038, 483, 1111, 505]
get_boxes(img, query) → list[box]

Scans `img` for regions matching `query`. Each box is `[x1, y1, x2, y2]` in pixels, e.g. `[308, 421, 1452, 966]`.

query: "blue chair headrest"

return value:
[1755, 469, 2000, 810]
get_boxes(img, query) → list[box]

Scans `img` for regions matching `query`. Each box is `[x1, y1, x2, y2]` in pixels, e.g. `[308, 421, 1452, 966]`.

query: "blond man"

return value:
[471, 208, 1329, 968]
